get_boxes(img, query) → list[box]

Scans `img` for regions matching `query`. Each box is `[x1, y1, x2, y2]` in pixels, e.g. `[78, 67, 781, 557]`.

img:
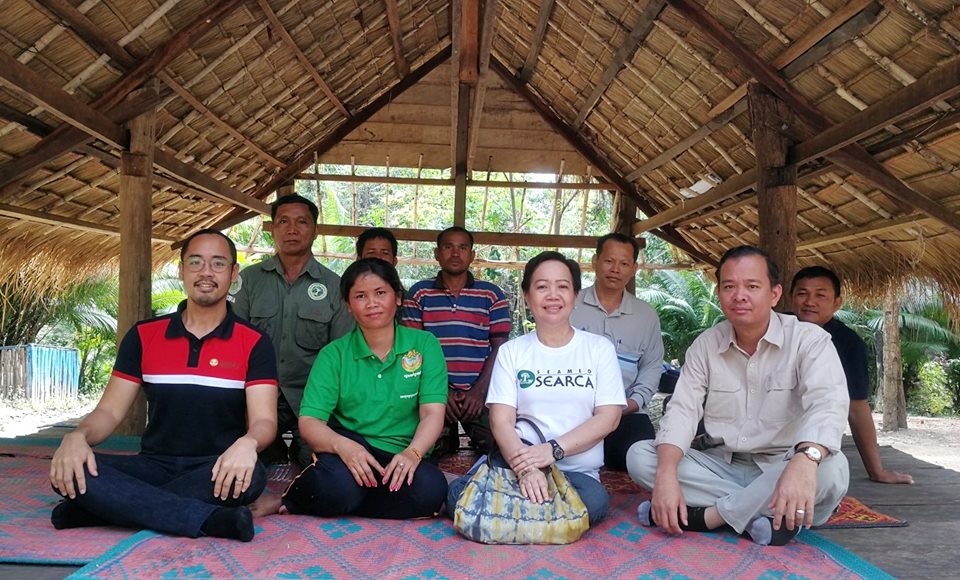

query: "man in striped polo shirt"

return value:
[401, 226, 511, 456]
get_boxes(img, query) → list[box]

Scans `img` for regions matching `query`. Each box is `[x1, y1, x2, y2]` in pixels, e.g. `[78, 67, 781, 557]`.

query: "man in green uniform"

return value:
[231, 194, 354, 466]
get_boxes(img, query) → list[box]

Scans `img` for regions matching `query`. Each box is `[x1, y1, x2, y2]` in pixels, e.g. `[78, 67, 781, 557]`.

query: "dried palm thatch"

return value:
[0, 0, 957, 307]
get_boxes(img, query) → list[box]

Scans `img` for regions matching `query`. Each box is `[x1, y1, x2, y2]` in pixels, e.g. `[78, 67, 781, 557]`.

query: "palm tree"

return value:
[638, 269, 723, 363]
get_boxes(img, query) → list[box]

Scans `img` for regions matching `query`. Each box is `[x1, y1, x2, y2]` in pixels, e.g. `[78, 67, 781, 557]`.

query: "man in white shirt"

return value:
[627, 246, 850, 546]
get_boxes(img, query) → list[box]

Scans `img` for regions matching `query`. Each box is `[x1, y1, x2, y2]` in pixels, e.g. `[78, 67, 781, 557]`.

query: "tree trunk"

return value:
[881, 284, 908, 430]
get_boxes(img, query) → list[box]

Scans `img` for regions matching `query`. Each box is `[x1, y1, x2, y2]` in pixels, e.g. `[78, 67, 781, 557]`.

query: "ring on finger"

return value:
[399, 462, 405, 468]
[796, 509, 806, 515]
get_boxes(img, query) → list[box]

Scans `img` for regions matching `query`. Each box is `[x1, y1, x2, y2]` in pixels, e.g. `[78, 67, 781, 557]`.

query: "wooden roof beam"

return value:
[255, 0, 350, 118]
[625, 1, 878, 182]
[518, 0, 555, 83]
[312, 224, 600, 249]
[43, 0, 283, 168]
[490, 58, 716, 266]
[572, 0, 666, 129]
[466, 0, 499, 173]
[0, 202, 177, 243]
[0, 0, 244, 190]
[797, 215, 932, 251]
[667, 0, 960, 234]
[383, 0, 410, 77]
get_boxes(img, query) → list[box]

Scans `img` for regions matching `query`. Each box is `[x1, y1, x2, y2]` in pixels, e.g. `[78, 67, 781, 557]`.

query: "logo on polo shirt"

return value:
[308, 283, 328, 301]
[518, 370, 535, 388]
[401, 350, 422, 373]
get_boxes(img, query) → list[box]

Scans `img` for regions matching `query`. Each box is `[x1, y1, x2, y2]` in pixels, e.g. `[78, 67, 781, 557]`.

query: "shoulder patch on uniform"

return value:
[308, 282, 328, 301]
[229, 274, 242, 295]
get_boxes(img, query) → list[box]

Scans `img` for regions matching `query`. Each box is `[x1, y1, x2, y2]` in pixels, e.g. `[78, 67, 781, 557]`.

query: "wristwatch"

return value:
[796, 445, 823, 465]
[548, 439, 565, 461]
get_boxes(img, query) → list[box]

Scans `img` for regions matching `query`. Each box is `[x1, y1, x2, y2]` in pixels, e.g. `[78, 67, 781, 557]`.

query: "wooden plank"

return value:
[632, 168, 757, 233]
[466, 0, 499, 172]
[572, 0, 667, 129]
[255, 0, 349, 118]
[153, 150, 269, 214]
[459, 0, 479, 85]
[0, 202, 175, 242]
[310, 224, 601, 249]
[669, 0, 960, 233]
[0, 50, 127, 149]
[798, 215, 930, 250]
[454, 88, 470, 226]
[383, 0, 410, 77]
[792, 55, 960, 164]
[0, 0, 243, 189]
[491, 58, 717, 266]
[518, 0, 556, 83]
[297, 172, 618, 190]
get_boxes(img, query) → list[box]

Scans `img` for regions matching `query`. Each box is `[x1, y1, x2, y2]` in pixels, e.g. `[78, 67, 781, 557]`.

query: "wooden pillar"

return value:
[881, 284, 908, 431]
[115, 89, 155, 436]
[613, 194, 641, 295]
[453, 88, 470, 227]
[748, 83, 797, 308]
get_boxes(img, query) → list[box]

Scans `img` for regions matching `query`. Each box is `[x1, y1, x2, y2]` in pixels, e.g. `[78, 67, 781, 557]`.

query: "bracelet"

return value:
[407, 446, 423, 461]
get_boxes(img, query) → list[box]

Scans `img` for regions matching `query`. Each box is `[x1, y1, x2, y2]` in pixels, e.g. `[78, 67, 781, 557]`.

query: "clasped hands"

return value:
[336, 438, 421, 492]
[506, 443, 555, 504]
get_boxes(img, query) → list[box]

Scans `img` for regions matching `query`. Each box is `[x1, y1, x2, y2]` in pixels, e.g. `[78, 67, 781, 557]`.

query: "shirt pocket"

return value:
[296, 305, 333, 351]
[761, 379, 799, 424]
[248, 301, 279, 334]
[704, 383, 741, 422]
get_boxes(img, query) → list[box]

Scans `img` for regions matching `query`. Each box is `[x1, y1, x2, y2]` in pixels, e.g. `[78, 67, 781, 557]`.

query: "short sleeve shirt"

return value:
[230, 255, 354, 392]
[486, 329, 626, 479]
[300, 324, 448, 454]
[823, 318, 870, 401]
[112, 302, 278, 457]
[400, 272, 511, 389]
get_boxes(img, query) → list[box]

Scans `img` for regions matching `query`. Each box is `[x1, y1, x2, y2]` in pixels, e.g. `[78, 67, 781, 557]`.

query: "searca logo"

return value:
[517, 370, 535, 388]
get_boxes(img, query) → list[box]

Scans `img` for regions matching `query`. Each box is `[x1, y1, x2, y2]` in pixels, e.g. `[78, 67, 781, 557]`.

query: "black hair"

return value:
[271, 194, 319, 222]
[436, 226, 474, 248]
[595, 232, 640, 261]
[180, 228, 237, 264]
[791, 266, 842, 296]
[356, 227, 398, 258]
[521, 251, 582, 295]
[716, 245, 779, 287]
[339, 258, 405, 303]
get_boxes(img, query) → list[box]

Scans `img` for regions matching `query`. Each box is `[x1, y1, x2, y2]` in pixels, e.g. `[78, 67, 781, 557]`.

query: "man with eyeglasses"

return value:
[231, 194, 354, 467]
[49, 229, 279, 542]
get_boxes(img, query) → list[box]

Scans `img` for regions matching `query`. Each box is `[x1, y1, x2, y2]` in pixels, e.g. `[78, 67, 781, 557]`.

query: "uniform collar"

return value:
[432, 270, 475, 290]
[166, 300, 235, 340]
[582, 284, 633, 315]
[263, 255, 324, 280]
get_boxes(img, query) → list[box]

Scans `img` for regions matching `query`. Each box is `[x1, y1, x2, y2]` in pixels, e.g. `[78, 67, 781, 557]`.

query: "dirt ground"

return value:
[1, 399, 958, 472]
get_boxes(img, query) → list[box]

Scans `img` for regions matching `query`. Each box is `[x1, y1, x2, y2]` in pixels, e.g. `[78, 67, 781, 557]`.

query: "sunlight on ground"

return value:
[0, 397, 97, 438]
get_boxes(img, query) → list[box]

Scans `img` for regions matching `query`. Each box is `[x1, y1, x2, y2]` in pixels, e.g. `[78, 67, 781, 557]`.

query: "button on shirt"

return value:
[656, 312, 849, 470]
[571, 286, 664, 413]
[230, 255, 354, 392]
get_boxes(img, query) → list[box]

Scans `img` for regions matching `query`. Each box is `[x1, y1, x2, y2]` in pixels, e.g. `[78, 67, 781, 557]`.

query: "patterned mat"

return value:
[815, 496, 908, 529]
[70, 494, 892, 579]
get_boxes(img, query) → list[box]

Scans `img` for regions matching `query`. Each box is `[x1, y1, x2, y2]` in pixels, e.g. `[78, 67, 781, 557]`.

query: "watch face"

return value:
[802, 447, 822, 462]
[550, 440, 564, 460]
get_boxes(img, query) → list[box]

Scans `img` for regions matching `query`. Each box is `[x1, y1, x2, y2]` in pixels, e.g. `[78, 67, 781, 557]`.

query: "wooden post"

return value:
[748, 83, 797, 309]
[613, 193, 639, 295]
[453, 88, 470, 227]
[115, 88, 155, 435]
[881, 284, 908, 431]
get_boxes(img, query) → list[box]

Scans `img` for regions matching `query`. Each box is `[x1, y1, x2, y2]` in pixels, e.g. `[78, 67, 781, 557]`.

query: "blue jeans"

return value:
[54, 452, 266, 537]
[281, 429, 447, 519]
[446, 454, 610, 525]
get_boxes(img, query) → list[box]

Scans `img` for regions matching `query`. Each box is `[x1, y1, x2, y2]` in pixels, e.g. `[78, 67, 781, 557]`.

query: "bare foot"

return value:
[250, 492, 283, 517]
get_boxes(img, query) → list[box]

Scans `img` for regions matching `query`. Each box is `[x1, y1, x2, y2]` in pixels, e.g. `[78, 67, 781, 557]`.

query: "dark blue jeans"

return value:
[282, 429, 447, 519]
[446, 454, 611, 525]
[54, 452, 266, 537]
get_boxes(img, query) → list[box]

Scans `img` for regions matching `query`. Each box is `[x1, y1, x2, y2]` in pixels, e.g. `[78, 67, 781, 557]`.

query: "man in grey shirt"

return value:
[231, 194, 354, 467]
[571, 233, 664, 470]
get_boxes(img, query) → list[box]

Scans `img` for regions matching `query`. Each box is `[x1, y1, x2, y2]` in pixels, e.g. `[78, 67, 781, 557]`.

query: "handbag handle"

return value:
[515, 417, 547, 444]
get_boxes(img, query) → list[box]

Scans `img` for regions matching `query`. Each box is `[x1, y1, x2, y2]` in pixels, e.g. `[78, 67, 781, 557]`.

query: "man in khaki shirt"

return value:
[627, 246, 849, 546]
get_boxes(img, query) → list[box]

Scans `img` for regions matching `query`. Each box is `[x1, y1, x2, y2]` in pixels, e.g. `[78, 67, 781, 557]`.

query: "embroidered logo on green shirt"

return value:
[401, 349, 423, 373]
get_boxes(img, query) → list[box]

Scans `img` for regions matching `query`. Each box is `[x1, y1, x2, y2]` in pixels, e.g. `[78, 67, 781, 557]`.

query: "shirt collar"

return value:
[349, 323, 408, 361]
[432, 270, 475, 290]
[582, 285, 633, 315]
[166, 300, 236, 340]
[263, 255, 324, 280]
[717, 311, 784, 354]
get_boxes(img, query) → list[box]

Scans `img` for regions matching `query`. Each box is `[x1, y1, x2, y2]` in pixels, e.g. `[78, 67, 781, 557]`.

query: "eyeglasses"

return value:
[184, 256, 233, 273]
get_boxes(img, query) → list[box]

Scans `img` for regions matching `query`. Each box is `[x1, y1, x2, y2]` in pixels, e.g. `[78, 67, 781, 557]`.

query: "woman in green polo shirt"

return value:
[265, 258, 449, 519]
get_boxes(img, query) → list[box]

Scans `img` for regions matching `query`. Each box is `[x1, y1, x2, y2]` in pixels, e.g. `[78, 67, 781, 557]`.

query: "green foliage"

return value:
[910, 360, 954, 416]
[637, 269, 723, 363]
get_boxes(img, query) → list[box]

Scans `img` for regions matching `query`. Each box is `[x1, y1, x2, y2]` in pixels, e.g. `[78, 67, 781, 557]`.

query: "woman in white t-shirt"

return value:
[447, 251, 626, 525]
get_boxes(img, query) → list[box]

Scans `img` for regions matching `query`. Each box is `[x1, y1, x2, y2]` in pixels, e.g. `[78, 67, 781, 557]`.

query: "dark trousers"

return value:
[54, 452, 266, 537]
[603, 412, 655, 471]
[282, 429, 448, 519]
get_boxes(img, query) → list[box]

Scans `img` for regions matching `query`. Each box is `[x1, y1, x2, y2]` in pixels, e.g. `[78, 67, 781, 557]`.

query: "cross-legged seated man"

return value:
[49, 229, 278, 542]
[626, 246, 850, 546]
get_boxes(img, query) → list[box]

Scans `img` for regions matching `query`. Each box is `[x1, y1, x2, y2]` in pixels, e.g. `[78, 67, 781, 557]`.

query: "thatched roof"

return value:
[1, 0, 959, 301]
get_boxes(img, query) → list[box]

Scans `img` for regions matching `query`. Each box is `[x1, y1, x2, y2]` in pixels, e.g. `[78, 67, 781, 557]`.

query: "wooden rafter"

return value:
[466, 0, 499, 172]
[311, 224, 600, 249]
[193, 45, 454, 241]
[0, 0, 244, 191]
[797, 215, 932, 251]
[490, 58, 716, 266]
[296, 172, 620, 190]
[572, 0, 667, 129]
[667, 0, 960, 234]
[518, 0, 556, 83]
[39, 0, 284, 168]
[0, 202, 176, 243]
[255, 0, 350, 118]
[383, 0, 410, 77]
